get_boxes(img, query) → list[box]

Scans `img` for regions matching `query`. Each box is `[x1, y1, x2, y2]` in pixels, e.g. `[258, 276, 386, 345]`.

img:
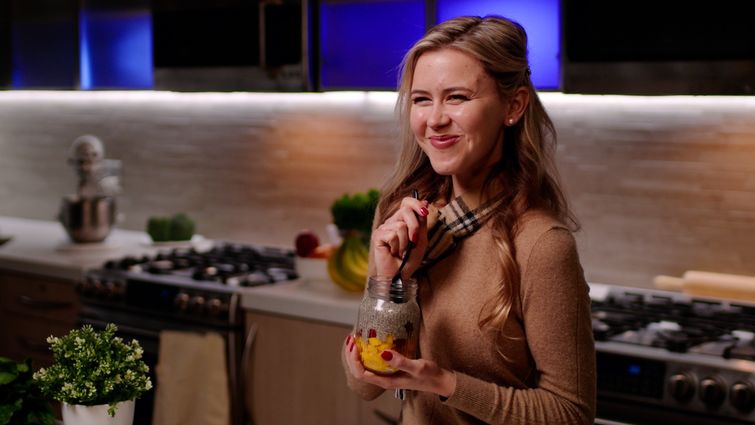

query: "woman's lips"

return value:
[429, 135, 460, 149]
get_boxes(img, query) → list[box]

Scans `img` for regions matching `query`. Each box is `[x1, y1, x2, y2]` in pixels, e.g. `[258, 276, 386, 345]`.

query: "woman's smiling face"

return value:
[410, 48, 510, 194]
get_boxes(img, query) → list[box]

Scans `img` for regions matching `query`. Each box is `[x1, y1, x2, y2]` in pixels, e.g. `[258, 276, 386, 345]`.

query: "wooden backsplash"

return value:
[0, 91, 753, 288]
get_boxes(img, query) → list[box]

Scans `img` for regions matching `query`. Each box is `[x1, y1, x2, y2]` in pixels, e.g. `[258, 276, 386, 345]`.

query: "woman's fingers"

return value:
[363, 350, 451, 396]
[372, 196, 430, 277]
[376, 221, 409, 257]
[344, 335, 365, 377]
[378, 198, 429, 253]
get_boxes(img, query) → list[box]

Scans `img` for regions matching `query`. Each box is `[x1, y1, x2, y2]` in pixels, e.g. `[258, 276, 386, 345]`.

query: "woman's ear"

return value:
[506, 86, 529, 125]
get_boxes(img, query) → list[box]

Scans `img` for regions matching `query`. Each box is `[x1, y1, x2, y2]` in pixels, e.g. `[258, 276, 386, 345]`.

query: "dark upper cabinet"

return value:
[152, 0, 312, 92]
[5, 0, 752, 93]
[6, 0, 79, 89]
[562, 0, 755, 95]
[1, 1, 11, 87]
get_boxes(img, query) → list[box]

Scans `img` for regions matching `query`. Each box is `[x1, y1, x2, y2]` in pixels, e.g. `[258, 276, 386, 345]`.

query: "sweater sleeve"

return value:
[443, 227, 596, 424]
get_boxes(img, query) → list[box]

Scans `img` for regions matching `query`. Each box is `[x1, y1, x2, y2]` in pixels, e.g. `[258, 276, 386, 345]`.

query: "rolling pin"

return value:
[654, 271, 755, 302]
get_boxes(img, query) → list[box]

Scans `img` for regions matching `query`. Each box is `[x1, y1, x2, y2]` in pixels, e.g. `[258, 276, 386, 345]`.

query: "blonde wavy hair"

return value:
[376, 15, 578, 353]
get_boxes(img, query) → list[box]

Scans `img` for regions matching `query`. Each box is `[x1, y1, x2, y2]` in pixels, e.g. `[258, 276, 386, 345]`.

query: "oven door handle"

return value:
[241, 321, 258, 425]
[18, 295, 74, 310]
[80, 317, 161, 340]
[16, 335, 52, 353]
[594, 418, 638, 425]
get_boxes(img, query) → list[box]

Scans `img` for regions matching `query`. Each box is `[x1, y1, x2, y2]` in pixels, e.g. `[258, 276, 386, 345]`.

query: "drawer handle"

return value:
[18, 295, 74, 310]
[16, 336, 51, 353]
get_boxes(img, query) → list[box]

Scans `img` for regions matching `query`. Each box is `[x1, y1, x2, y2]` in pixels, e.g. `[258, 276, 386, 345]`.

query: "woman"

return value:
[343, 15, 595, 424]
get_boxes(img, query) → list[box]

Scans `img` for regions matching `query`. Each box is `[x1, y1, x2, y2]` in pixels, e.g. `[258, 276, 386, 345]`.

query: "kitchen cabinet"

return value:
[3, 0, 79, 89]
[0, 268, 80, 368]
[244, 311, 401, 425]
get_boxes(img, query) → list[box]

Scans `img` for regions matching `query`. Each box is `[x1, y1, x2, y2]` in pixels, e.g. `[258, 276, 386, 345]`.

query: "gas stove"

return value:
[591, 282, 755, 425]
[79, 241, 298, 425]
[80, 241, 298, 326]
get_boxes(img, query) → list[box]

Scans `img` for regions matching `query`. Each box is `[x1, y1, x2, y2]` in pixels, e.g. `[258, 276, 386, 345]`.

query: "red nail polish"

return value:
[349, 342, 355, 352]
[380, 351, 393, 361]
[420, 207, 429, 216]
[345, 335, 351, 346]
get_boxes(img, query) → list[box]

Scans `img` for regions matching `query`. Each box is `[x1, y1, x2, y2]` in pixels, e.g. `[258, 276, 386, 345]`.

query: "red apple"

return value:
[295, 230, 320, 257]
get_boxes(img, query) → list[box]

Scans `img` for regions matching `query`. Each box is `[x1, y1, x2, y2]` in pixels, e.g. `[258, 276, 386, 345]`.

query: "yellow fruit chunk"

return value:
[357, 334, 398, 374]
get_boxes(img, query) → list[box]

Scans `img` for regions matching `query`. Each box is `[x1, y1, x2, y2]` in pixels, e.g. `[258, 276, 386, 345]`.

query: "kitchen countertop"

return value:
[0, 215, 362, 326]
[240, 278, 362, 327]
[0, 215, 159, 281]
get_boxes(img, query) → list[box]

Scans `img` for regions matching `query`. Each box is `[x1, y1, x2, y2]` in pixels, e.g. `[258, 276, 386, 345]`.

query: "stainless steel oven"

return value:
[79, 242, 296, 425]
[591, 283, 755, 425]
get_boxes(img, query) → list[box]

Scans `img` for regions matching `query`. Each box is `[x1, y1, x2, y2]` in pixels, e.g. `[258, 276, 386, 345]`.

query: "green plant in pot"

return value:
[33, 324, 152, 425]
[0, 357, 54, 425]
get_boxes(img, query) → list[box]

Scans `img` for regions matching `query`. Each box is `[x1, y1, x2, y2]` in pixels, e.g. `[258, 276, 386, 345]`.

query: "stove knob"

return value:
[699, 376, 725, 408]
[668, 373, 695, 402]
[80, 276, 99, 296]
[103, 280, 116, 298]
[174, 292, 190, 311]
[189, 295, 206, 312]
[92, 279, 106, 297]
[730, 381, 755, 413]
[75, 278, 87, 294]
[206, 298, 221, 316]
[112, 280, 126, 299]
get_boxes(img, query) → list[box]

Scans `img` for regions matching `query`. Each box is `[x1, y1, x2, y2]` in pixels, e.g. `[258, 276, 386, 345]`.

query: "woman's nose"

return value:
[427, 104, 450, 129]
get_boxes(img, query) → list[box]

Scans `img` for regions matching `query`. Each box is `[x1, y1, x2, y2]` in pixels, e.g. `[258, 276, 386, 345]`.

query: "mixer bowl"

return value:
[59, 195, 116, 243]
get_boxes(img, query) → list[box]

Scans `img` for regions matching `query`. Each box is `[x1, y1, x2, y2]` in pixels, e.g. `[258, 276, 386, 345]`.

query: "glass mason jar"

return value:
[354, 276, 420, 375]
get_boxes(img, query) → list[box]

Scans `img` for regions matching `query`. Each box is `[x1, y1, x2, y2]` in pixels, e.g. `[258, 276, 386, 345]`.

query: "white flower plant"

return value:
[33, 324, 152, 417]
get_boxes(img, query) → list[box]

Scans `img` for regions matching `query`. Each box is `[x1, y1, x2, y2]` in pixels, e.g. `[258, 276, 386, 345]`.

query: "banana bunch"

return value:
[327, 235, 369, 292]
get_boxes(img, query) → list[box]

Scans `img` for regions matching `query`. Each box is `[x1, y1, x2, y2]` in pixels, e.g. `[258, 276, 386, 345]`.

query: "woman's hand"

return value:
[343, 335, 456, 398]
[372, 196, 429, 279]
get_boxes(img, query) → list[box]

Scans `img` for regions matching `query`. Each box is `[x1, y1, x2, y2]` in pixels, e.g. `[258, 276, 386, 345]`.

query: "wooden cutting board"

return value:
[654, 271, 755, 302]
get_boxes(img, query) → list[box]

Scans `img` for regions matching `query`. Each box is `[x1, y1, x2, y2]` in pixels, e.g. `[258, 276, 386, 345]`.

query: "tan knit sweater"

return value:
[343, 210, 596, 424]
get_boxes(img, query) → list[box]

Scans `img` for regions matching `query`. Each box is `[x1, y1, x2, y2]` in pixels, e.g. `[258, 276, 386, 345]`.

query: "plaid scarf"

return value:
[421, 192, 505, 269]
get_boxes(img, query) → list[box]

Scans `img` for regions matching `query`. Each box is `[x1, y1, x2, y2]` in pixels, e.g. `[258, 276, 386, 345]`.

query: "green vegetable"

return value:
[169, 213, 195, 241]
[147, 213, 196, 242]
[330, 189, 380, 238]
[147, 216, 171, 242]
[0, 357, 54, 425]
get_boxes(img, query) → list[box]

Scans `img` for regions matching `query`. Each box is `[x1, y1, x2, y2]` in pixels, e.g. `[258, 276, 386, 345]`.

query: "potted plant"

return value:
[0, 357, 54, 425]
[33, 324, 152, 425]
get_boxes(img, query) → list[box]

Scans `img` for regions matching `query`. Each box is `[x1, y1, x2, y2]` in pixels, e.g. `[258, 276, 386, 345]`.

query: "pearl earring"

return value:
[508, 118, 515, 125]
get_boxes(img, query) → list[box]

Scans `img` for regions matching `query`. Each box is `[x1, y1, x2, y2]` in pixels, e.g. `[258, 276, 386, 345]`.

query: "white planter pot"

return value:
[62, 400, 135, 425]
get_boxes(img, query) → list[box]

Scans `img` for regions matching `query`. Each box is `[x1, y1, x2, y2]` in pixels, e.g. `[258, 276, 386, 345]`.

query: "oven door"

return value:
[79, 304, 244, 425]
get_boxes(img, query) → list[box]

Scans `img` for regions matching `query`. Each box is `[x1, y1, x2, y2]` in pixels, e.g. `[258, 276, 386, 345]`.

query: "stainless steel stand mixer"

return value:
[59, 135, 121, 243]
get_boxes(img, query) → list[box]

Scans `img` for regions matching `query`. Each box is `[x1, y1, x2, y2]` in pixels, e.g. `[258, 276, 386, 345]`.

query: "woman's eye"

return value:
[411, 96, 431, 105]
[448, 94, 469, 103]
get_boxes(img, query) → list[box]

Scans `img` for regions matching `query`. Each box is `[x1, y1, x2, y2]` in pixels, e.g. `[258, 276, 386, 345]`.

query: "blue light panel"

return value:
[320, 0, 425, 90]
[80, 8, 153, 89]
[11, 19, 78, 88]
[436, 0, 561, 90]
